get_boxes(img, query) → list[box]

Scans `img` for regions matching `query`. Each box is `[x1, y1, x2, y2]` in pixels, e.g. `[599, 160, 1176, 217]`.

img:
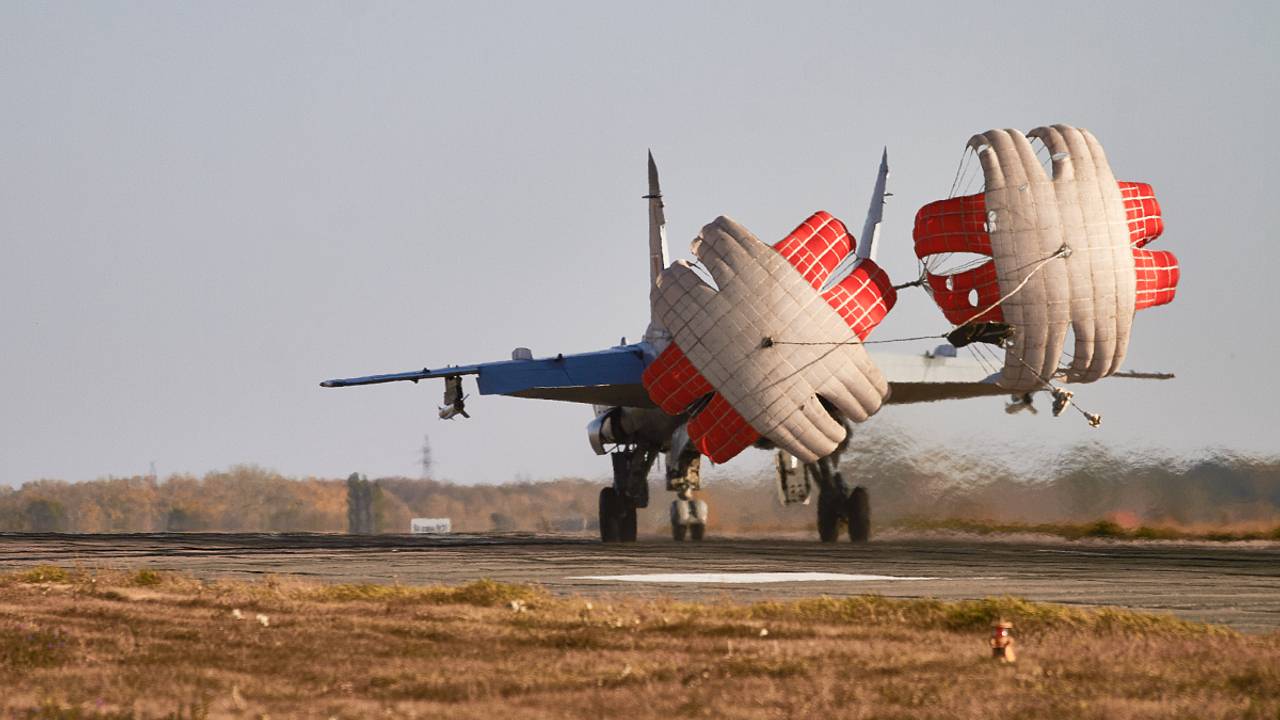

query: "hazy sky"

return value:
[2, 1, 1277, 487]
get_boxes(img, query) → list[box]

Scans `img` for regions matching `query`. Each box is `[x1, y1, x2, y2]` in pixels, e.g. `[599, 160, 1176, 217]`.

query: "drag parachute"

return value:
[913, 124, 1179, 392]
[643, 212, 896, 464]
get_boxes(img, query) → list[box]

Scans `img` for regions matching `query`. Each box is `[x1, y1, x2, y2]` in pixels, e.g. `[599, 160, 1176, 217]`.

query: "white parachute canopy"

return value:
[914, 124, 1165, 394]
[651, 216, 889, 463]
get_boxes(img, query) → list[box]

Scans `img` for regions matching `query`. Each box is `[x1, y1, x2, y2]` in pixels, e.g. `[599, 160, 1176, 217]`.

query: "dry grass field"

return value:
[1, 566, 1277, 720]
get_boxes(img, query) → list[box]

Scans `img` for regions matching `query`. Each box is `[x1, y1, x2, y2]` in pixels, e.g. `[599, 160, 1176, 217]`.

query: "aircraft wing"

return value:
[875, 350, 1174, 404]
[320, 344, 656, 408]
[875, 350, 1006, 404]
[320, 342, 1005, 410]
[322, 343, 1167, 411]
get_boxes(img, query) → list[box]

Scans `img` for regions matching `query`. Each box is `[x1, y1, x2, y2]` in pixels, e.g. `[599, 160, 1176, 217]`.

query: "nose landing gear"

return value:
[666, 425, 707, 541]
[670, 489, 708, 541]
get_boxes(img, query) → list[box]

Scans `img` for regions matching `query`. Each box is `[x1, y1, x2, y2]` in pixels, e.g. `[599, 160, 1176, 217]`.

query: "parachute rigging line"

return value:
[951, 243, 1072, 329]
[774, 244, 1070, 349]
[767, 241, 1102, 428]
[947, 147, 972, 199]
[892, 274, 927, 291]
[969, 342, 1000, 376]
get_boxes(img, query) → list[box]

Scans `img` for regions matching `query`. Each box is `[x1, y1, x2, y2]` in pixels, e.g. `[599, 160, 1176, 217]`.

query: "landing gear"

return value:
[598, 447, 655, 543]
[846, 485, 870, 543]
[817, 488, 842, 542]
[666, 426, 707, 542]
[599, 487, 637, 543]
[670, 493, 708, 542]
[800, 454, 871, 544]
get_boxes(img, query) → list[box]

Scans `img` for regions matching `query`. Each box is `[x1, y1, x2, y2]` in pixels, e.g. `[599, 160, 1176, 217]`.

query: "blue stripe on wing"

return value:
[321, 344, 652, 397]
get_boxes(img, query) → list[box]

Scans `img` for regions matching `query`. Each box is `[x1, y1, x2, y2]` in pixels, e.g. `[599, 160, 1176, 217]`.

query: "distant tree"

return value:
[26, 499, 68, 532]
[490, 512, 516, 532]
[346, 473, 383, 533]
[420, 434, 433, 479]
[347, 473, 367, 533]
[268, 506, 304, 532]
[165, 506, 209, 532]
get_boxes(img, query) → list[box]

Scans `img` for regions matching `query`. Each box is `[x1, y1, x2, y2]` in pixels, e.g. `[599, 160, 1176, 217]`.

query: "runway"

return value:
[2, 532, 1277, 633]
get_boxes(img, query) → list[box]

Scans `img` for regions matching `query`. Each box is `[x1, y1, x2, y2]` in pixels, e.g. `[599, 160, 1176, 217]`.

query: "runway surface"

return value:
[2, 532, 1277, 633]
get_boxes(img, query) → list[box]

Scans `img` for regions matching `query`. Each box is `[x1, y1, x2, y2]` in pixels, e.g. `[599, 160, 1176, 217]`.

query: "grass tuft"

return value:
[303, 578, 545, 607]
[1082, 519, 1127, 537]
[894, 517, 1280, 543]
[130, 569, 164, 587]
[15, 565, 72, 584]
[746, 594, 1229, 637]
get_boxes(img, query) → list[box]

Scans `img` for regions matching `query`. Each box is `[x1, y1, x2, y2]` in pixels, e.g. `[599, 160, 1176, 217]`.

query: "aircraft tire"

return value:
[619, 502, 638, 543]
[599, 487, 623, 543]
[670, 499, 689, 542]
[846, 486, 870, 543]
[817, 491, 841, 542]
[690, 523, 705, 541]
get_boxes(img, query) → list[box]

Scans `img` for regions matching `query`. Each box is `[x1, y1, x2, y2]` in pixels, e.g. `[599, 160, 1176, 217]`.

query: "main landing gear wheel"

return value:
[846, 486, 870, 543]
[599, 487, 637, 543]
[817, 490, 841, 543]
[816, 483, 871, 543]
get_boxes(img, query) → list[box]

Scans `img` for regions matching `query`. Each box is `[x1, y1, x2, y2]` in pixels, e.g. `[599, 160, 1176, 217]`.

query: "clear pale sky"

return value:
[2, 1, 1276, 486]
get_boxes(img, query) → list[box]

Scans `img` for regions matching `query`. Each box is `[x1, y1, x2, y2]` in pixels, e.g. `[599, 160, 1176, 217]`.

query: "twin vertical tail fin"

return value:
[645, 149, 890, 336]
[821, 148, 890, 292]
[858, 147, 890, 263]
[646, 151, 669, 287]
[643, 151, 672, 349]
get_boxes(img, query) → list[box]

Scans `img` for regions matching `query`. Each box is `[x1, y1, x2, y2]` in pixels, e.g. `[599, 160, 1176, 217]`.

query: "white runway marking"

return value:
[1033, 549, 1112, 557]
[568, 572, 937, 584]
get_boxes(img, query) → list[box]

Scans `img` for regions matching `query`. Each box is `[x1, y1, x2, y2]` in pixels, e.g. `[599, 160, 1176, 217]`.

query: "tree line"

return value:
[1, 439, 1277, 534]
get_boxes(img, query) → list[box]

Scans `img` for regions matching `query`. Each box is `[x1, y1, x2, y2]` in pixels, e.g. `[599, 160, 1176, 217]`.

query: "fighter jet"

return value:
[322, 151, 1016, 543]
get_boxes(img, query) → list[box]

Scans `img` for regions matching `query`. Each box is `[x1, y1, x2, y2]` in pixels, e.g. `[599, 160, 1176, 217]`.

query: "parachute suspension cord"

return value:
[951, 244, 1071, 329]
[771, 333, 948, 348]
[768, 244, 1103, 427]
[892, 275, 927, 291]
[773, 246, 1070, 350]
[948, 146, 975, 199]
[969, 342, 1000, 376]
